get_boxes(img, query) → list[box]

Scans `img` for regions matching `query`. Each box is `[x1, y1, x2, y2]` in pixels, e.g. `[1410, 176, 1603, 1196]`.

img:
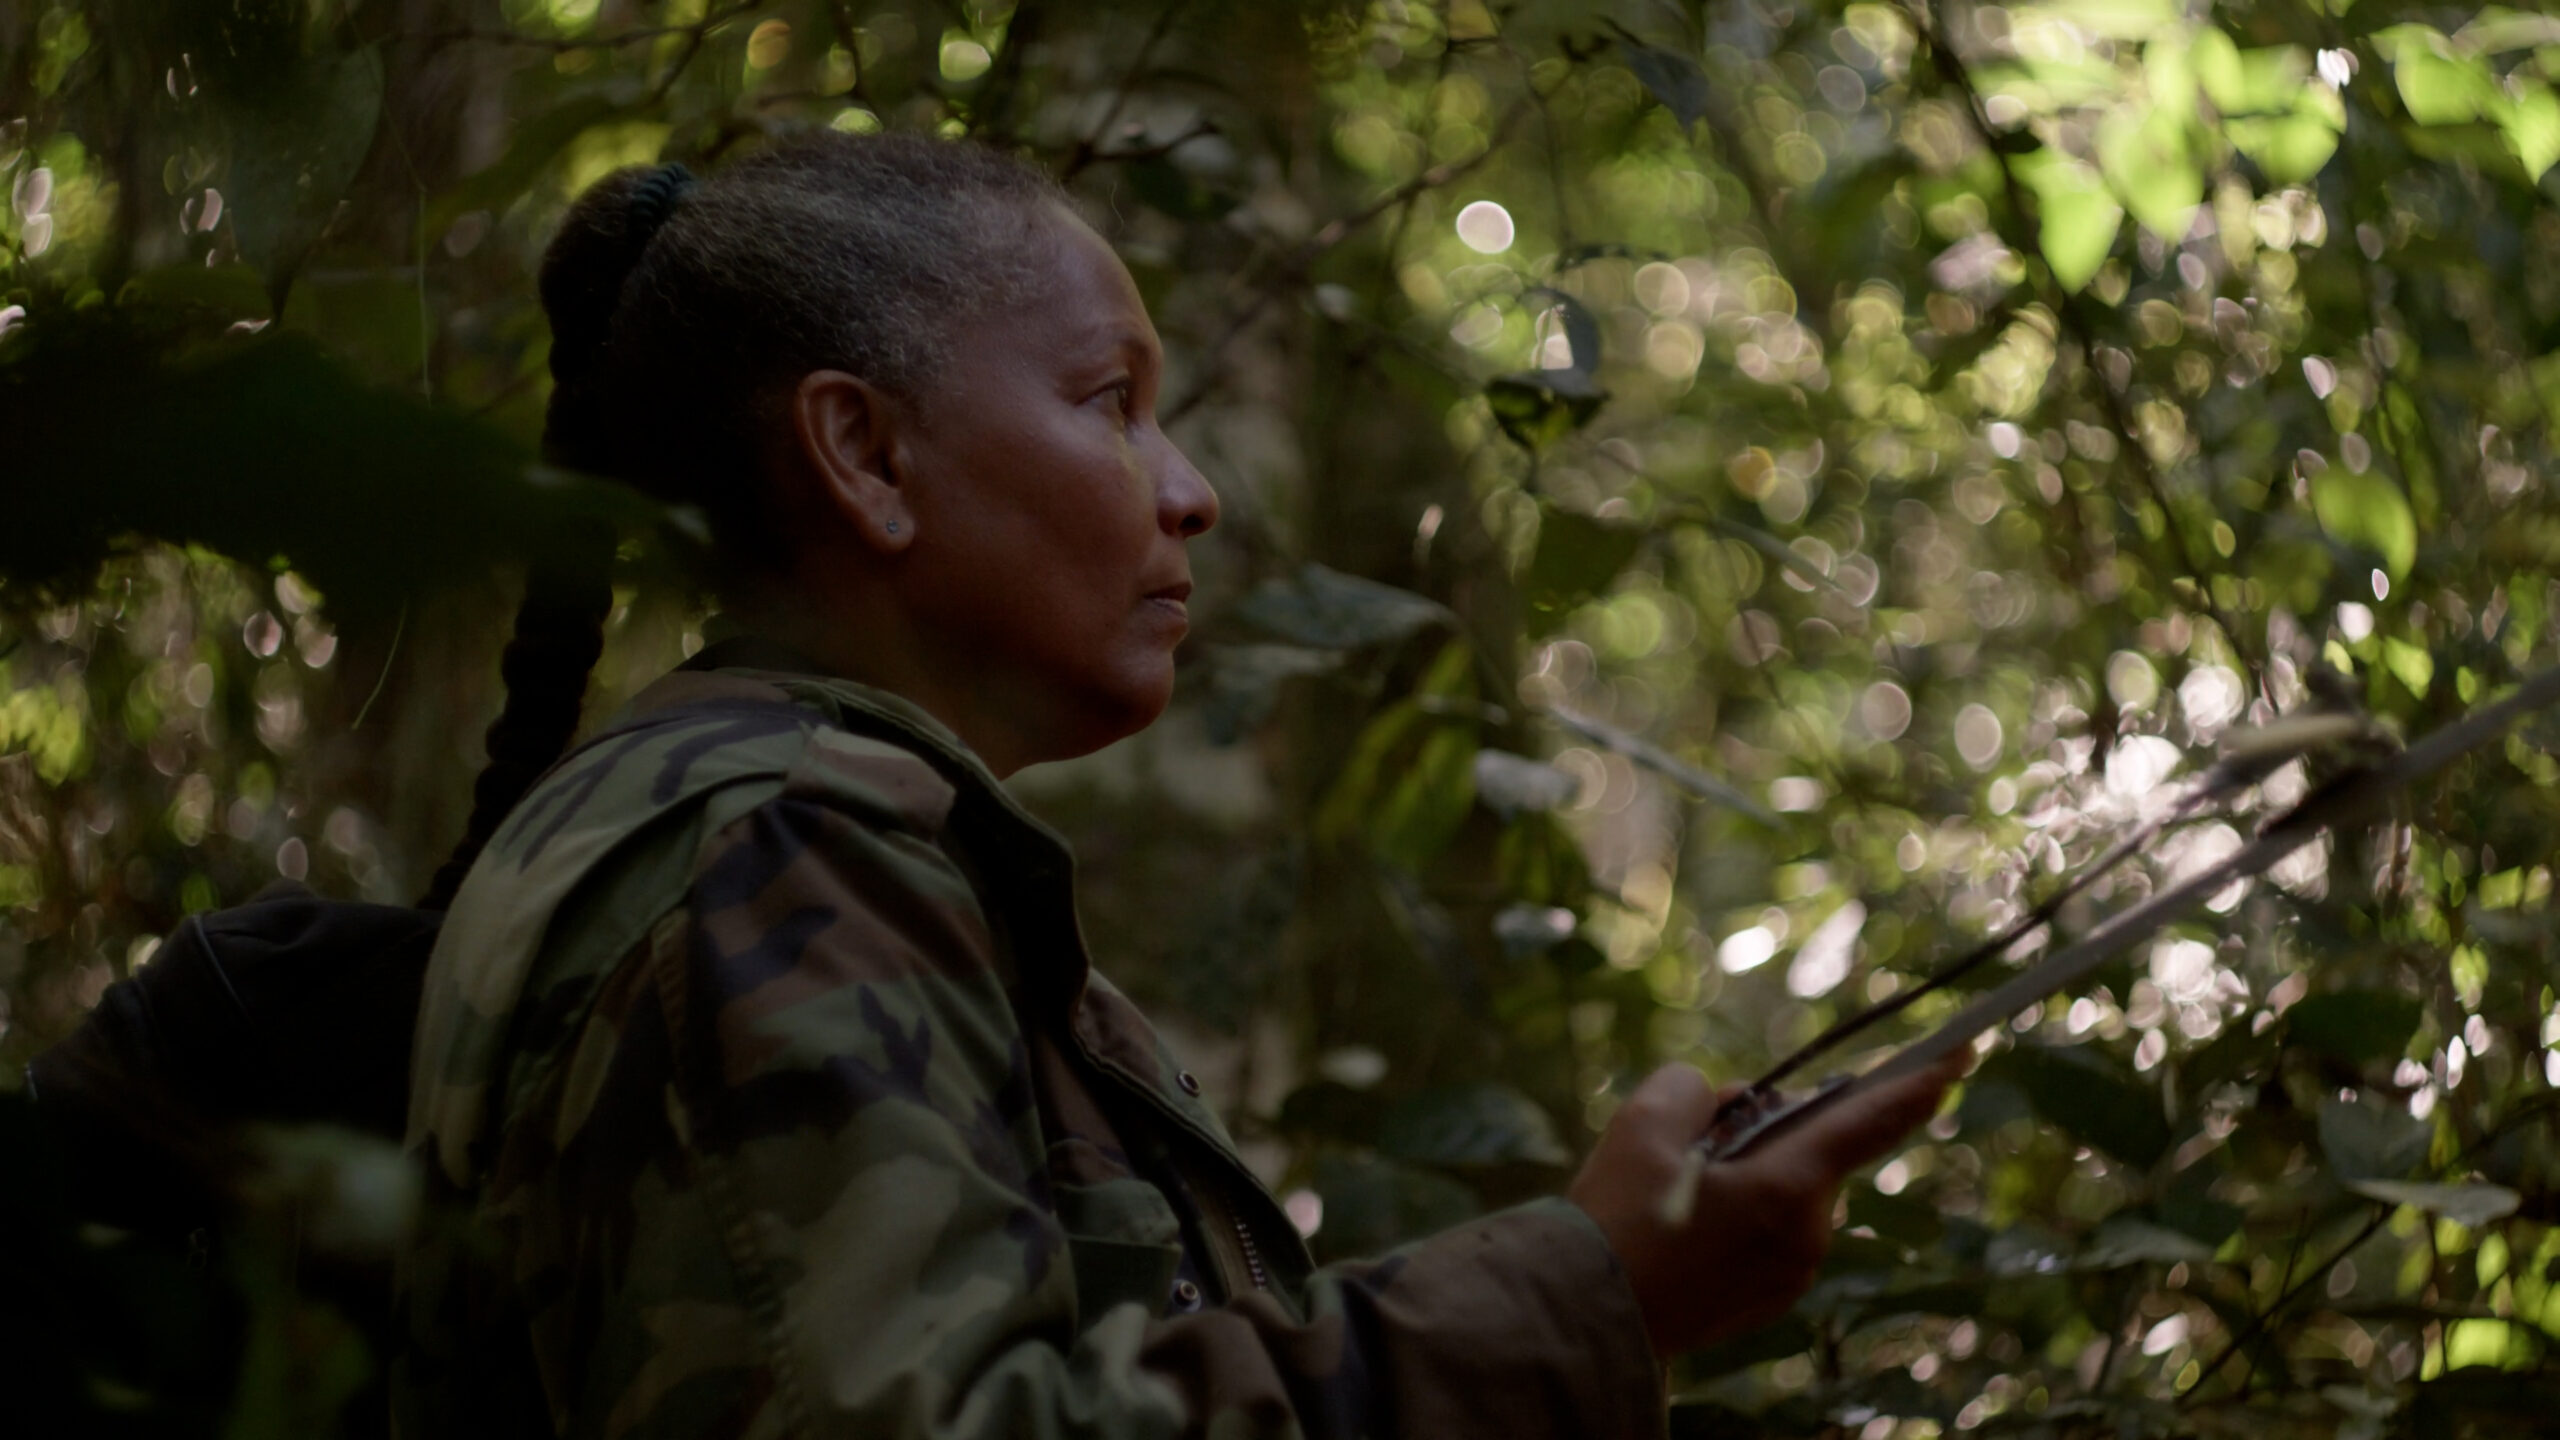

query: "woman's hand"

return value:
[1568, 1052, 1969, 1359]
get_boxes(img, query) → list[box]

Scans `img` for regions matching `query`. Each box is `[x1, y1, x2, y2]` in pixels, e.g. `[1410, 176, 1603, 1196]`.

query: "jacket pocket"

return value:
[1052, 1176, 1183, 1320]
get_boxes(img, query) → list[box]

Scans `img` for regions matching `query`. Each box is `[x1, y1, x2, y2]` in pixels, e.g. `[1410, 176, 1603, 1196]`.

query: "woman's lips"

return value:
[1143, 582, 1192, 624]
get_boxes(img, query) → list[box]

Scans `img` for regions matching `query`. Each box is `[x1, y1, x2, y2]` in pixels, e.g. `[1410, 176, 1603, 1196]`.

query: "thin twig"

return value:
[351, 606, 406, 732]
[823, 1, 875, 113]
[1063, 1, 1188, 179]
[1087, 117, 1217, 166]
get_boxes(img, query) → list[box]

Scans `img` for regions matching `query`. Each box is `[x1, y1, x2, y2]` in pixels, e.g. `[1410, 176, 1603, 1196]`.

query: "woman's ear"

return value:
[792, 369, 915, 553]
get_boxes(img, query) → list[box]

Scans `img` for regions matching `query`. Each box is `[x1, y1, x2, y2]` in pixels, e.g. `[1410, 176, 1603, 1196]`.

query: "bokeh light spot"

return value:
[1954, 703, 2004, 769]
[1455, 199, 1514, 254]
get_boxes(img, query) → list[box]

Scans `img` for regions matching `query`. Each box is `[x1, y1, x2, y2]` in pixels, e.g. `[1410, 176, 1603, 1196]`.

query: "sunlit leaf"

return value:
[2383, 637, 2434, 700]
[2097, 104, 2200, 241]
[2495, 83, 2560, 180]
[2380, 29, 2498, 124]
[2226, 111, 2342, 183]
[2310, 468, 2418, 579]
[2017, 152, 2125, 293]
[2458, 7, 2560, 54]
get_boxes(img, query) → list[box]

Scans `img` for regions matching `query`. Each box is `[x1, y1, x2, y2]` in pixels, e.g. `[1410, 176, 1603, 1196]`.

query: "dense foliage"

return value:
[9, 0, 2560, 1434]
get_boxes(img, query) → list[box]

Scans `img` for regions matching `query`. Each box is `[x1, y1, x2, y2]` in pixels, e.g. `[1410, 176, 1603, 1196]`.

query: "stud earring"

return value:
[887, 521, 900, 534]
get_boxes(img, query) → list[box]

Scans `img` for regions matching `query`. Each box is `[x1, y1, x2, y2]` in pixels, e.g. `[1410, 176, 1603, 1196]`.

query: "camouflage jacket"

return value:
[397, 643, 1663, 1439]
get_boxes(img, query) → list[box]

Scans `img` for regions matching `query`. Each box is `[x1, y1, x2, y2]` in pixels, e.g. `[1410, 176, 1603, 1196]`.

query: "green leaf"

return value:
[2318, 1099, 2434, 1182]
[0, 327, 657, 611]
[1278, 1081, 1383, 1146]
[2310, 467, 2418, 579]
[2458, 8, 2560, 54]
[1680, 1318, 1816, 1380]
[1309, 1152, 1480, 1260]
[1473, 751, 1580, 817]
[1617, 40, 1710, 129]
[2097, 104, 2200, 240]
[2018, 152, 2125, 293]
[2348, 1180, 2523, 1228]
[1369, 724, 1478, 868]
[1522, 504, 1644, 639]
[2287, 991, 2423, 1065]
[2494, 83, 2560, 180]
[1201, 644, 1343, 743]
[1126, 154, 1243, 220]
[1233, 565, 1451, 650]
[1987, 1043, 2171, 1167]
[2227, 112, 2343, 183]
[1379, 1083, 1571, 1167]
[430, 94, 626, 234]
[2384, 32, 2499, 124]
[2383, 637, 2436, 699]
[1847, 1187, 1946, 1249]
[2078, 1217, 2217, 1269]
[2193, 33, 2313, 116]
[219, 45, 386, 310]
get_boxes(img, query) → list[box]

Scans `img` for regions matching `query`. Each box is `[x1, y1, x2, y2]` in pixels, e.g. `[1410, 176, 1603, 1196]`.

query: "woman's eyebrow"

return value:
[1095, 326, 1156, 366]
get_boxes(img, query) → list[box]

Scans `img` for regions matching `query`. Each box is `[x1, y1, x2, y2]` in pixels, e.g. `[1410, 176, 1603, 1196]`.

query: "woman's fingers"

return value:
[1618, 1062, 1720, 1145]
[1762, 1048, 1970, 1180]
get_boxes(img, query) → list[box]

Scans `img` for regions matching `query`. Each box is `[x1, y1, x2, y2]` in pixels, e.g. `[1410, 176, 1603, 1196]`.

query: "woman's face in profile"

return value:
[887, 207, 1220, 765]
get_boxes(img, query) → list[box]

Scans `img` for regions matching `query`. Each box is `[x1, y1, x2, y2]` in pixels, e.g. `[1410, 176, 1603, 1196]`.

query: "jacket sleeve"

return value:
[530, 792, 1663, 1440]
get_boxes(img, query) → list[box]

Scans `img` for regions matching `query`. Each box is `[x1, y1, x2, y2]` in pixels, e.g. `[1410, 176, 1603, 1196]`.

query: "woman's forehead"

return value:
[961, 213, 1158, 366]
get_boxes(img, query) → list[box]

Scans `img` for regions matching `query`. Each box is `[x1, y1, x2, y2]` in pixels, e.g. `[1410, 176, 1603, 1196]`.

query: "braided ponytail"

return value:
[419, 165, 694, 911]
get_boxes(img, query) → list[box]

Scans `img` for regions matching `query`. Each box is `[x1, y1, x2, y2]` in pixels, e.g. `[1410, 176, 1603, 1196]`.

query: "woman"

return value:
[397, 133, 1963, 1439]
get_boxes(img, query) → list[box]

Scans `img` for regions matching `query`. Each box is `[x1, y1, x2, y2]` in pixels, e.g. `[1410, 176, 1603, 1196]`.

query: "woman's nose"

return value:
[1158, 439, 1219, 538]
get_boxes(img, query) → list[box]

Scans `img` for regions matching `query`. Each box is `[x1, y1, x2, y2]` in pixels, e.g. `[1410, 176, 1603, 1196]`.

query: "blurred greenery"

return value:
[10, 0, 2560, 1435]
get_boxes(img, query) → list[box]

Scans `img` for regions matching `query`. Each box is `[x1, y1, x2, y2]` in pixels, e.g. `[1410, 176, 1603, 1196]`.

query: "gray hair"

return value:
[540, 132, 1063, 557]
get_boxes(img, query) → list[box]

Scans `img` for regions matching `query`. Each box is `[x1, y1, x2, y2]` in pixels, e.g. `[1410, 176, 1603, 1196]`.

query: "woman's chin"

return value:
[1040, 668, 1174, 763]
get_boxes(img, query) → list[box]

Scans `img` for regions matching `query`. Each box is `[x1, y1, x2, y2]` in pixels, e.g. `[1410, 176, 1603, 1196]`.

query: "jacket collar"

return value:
[669, 633, 1082, 888]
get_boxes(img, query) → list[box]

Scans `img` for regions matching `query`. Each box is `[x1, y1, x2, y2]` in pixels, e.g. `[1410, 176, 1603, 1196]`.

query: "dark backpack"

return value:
[24, 887, 440, 1237]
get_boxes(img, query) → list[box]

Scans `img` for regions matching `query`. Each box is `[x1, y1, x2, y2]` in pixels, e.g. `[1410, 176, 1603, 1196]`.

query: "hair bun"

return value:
[538, 163, 697, 468]
[621, 164, 697, 252]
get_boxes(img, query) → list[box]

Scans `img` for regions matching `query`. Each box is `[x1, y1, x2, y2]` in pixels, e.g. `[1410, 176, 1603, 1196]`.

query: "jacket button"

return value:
[1177, 1071, 1201, 1097]
[1172, 1279, 1202, 1310]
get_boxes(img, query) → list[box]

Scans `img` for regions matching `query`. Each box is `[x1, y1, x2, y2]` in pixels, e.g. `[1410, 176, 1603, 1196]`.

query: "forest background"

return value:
[7, 0, 2560, 1435]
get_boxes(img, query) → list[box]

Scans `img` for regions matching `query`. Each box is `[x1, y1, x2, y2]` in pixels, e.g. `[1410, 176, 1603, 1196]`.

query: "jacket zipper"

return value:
[1231, 1211, 1268, 1290]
